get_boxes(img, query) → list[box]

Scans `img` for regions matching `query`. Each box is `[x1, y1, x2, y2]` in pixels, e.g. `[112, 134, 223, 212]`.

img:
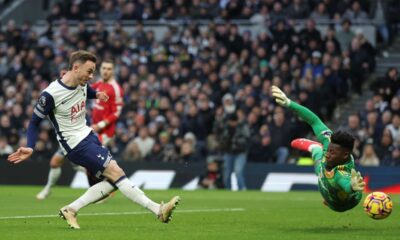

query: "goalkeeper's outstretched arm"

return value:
[271, 86, 331, 142]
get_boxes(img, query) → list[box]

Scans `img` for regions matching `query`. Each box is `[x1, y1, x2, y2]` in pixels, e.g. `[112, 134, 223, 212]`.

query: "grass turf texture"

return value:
[0, 186, 398, 240]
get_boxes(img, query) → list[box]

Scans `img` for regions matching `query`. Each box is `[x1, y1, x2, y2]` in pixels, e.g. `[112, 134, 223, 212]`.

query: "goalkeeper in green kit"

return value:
[271, 86, 365, 212]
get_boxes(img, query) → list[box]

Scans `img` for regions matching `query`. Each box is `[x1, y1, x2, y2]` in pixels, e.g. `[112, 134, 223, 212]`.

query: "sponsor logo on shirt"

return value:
[70, 100, 86, 123]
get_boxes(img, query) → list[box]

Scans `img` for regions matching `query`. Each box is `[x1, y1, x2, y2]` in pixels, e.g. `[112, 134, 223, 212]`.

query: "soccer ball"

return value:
[363, 192, 393, 220]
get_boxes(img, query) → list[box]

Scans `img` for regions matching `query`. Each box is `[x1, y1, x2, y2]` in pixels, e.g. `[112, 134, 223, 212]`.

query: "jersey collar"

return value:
[58, 78, 77, 90]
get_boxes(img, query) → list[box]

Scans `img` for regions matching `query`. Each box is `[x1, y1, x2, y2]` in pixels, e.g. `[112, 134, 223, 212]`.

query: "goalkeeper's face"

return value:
[326, 143, 349, 169]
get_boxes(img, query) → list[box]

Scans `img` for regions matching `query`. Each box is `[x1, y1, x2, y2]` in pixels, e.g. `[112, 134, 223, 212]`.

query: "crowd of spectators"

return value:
[0, 0, 398, 170]
[46, 0, 400, 46]
[341, 67, 400, 167]
[45, 0, 378, 23]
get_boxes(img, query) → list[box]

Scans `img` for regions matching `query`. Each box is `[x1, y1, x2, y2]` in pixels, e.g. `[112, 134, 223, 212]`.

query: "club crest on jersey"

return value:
[39, 96, 46, 107]
[70, 100, 86, 123]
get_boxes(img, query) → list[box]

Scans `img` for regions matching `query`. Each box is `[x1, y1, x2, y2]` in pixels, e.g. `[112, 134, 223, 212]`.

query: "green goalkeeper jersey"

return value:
[288, 101, 362, 212]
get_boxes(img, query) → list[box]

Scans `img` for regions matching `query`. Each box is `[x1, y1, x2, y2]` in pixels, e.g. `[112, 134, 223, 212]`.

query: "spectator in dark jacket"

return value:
[349, 37, 371, 95]
[247, 124, 275, 163]
[286, 0, 309, 19]
[213, 112, 250, 190]
[372, 67, 400, 102]
[268, 106, 293, 164]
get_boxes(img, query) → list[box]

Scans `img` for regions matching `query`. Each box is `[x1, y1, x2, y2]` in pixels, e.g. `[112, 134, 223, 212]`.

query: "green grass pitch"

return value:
[0, 186, 398, 240]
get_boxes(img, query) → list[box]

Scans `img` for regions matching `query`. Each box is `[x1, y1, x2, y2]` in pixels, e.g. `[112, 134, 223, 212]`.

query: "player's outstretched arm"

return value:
[9, 115, 41, 164]
[12, 93, 52, 164]
[8, 147, 34, 164]
[12, 91, 55, 164]
[271, 85, 330, 141]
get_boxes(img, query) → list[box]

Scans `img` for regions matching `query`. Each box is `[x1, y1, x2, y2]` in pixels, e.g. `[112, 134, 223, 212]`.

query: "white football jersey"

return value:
[34, 79, 93, 153]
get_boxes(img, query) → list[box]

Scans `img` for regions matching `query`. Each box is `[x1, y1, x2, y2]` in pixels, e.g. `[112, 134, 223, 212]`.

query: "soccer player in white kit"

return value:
[8, 50, 180, 229]
[36, 60, 123, 200]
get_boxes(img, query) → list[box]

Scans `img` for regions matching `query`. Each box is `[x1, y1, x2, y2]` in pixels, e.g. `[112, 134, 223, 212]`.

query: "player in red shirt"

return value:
[36, 60, 123, 200]
[91, 59, 123, 146]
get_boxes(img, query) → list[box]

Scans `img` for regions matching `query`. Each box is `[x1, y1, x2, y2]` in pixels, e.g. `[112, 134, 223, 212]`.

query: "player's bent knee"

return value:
[103, 160, 125, 182]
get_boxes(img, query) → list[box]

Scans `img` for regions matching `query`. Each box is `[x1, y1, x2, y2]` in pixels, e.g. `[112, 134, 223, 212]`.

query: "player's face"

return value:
[325, 143, 348, 169]
[75, 61, 96, 86]
[100, 62, 114, 82]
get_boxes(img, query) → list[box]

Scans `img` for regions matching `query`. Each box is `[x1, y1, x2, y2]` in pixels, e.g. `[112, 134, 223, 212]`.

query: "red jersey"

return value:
[91, 79, 123, 139]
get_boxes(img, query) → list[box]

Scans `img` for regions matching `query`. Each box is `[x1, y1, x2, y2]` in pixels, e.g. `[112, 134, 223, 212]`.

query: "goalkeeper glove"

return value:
[291, 138, 322, 152]
[350, 169, 365, 192]
[271, 85, 291, 107]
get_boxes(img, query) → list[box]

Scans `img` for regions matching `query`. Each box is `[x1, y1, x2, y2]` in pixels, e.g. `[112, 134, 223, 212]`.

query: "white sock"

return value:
[45, 167, 62, 189]
[116, 178, 160, 215]
[68, 181, 115, 212]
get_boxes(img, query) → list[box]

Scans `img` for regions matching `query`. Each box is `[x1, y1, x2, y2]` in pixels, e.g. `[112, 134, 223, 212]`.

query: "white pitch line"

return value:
[0, 208, 245, 220]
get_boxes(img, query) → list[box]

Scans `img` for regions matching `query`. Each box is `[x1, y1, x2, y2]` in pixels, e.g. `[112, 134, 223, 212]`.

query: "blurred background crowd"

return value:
[0, 0, 400, 183]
